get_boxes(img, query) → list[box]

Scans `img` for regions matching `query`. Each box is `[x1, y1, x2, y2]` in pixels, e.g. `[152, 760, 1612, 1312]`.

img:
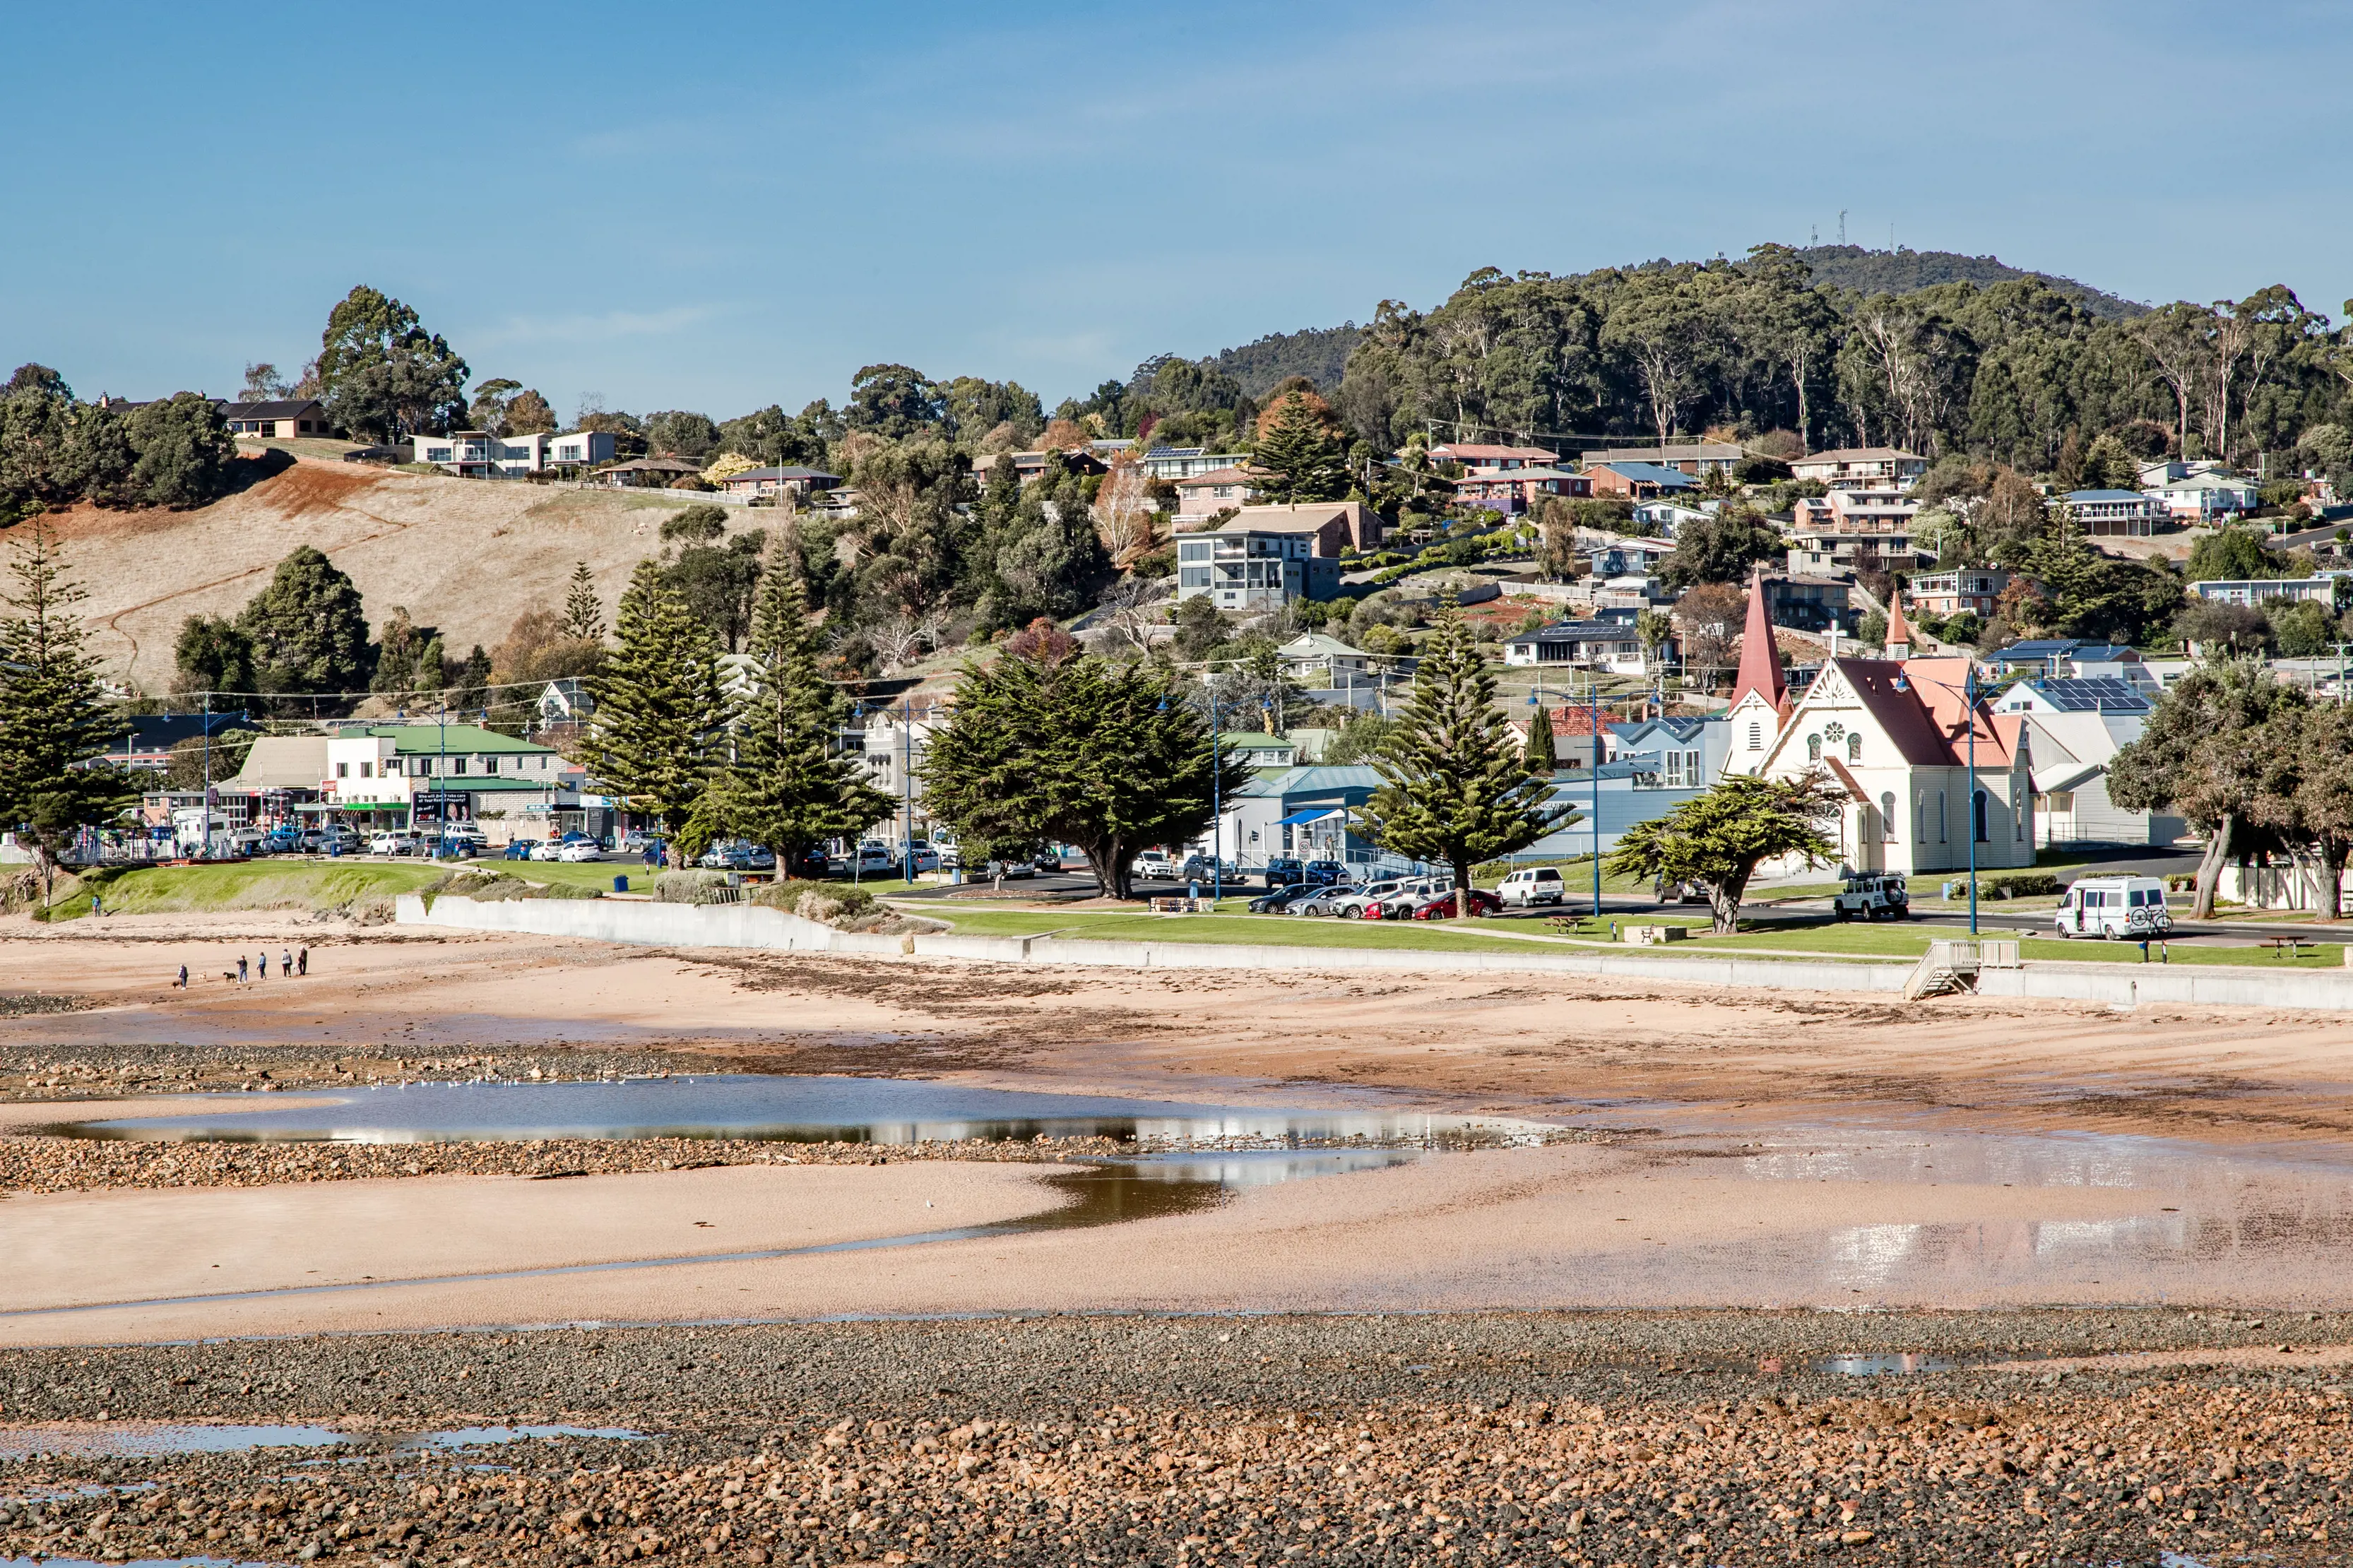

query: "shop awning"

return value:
[1274, 807, 1347, 828]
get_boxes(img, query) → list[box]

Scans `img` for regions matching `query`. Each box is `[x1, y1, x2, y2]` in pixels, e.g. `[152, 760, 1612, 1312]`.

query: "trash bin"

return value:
[612, 874, 629, 893]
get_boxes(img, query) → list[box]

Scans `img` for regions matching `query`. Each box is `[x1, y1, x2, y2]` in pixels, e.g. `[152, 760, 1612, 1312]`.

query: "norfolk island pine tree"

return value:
[1353, 605, 1576, 915]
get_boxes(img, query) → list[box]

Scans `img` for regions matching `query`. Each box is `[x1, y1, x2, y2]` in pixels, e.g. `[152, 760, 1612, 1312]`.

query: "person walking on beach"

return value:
[237, 955, 249, 984]
[282, 949, 293, 978]
[258, 950, 269, 980]
[297, 946, 308, 976]
[176, 963, 187, 990]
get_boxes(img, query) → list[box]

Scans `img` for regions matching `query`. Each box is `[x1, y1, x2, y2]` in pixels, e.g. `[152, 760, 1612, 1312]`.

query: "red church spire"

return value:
[1729, 568, 1786, 714]
[1883, 591, 1915, 658]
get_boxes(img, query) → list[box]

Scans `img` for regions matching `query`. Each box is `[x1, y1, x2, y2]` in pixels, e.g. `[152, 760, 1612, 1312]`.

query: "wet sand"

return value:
[7, 929, 2353, 1346]
[8, 1127, 2353, 1346]
[0, 1161, 1064, 1319]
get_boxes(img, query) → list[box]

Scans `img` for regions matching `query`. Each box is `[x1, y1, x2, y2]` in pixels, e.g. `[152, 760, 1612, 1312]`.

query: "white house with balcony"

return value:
[2064, 488, 2164, 535]
[415, 429, 617, 477]
[1789, 448, 1929, 491]
[1175, 526, 1341, 610]
[2146, 469, 2260, 521]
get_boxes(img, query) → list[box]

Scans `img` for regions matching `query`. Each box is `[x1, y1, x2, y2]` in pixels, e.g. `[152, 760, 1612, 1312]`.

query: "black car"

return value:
[1247, 881, 1327, 914]
[1262, 857, 1305, 888]
[1303, 860, 1349, 886]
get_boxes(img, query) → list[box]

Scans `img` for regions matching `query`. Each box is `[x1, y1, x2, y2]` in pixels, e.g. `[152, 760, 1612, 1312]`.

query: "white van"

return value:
[1496, 866, 1565, 907]
[2054, 875, 2172, 939]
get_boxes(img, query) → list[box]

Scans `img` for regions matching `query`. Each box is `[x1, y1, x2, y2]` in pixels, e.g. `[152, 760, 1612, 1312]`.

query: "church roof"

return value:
[1803, 657, 2024, 771]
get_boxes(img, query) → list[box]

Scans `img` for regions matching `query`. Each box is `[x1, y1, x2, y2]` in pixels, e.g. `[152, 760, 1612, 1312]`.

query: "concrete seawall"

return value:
[392, 895, 2353, 1011]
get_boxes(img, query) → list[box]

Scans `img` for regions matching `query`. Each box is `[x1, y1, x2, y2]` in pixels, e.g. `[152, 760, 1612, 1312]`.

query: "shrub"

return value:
[653, 869, 735, 904]
[1983, 872, 2060, 898]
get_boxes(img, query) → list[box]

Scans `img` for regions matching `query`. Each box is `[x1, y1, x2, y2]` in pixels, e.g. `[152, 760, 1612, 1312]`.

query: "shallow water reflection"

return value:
[0, 1423, 644, 1462]
[52, 1075, 1544, 1148]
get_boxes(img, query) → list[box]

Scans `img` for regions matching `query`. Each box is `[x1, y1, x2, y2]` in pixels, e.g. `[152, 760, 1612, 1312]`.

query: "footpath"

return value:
[394, 893, 2353, 1014]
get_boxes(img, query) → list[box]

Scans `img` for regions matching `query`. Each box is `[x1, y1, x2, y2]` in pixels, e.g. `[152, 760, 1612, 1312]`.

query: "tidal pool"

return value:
[48, 1075, 1549, 1148]
[0, 1423, 644, 1462]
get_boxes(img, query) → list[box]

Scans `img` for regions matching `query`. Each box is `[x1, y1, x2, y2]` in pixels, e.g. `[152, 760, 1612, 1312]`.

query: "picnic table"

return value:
[2262, 934, 2316, 959]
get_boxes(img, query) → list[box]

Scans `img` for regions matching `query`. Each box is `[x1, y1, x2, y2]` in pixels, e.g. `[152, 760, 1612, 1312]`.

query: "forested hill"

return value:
[1204, 325, 1363, 396]
[1790, 245, 2146, 320]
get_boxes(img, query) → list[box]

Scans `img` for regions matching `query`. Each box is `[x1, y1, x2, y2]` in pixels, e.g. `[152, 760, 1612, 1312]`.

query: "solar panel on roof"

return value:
[2030, 677, 2150, 712]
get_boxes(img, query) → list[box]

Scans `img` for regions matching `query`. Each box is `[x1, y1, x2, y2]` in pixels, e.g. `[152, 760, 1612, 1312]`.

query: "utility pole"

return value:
[199, 690, 212, 859]
[901, 701, 913, 885]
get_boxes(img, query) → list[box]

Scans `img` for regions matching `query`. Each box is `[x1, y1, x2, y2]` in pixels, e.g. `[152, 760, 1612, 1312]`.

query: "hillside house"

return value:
[1907, 568, 2012, 620]
[1171, 465, 1259, 525]
[1426, 443, 1558, 471]
[1582, 461, 1700, 500]
[1175, 525, 1340, 610]
[221, 398, 331, 438]
[719, 465, 841, 501]
[1138, 447, 1249, 481]
[1786, 488, 1926, 572]
[2189, 576, 2345, 610]
[415, 429, 617, 477]
[591, 456, 703, 489]
[1789, 447, 1929, 491]
[1631, 500, 1711, 537]
[1501, 619, 1663, 675]
[2064, 488, 2165, 535]
[1578, 442, 1744, 476]
[2147, 470, 2260, 521]
[1452, 466, 1591, 513]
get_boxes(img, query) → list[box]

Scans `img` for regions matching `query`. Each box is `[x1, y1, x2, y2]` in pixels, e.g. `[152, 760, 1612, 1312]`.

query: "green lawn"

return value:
[923, 901, 2353, 970]
[923, 906, 1563, 955]
[43, 861, 443, 922]
[472, 858, 932, 896]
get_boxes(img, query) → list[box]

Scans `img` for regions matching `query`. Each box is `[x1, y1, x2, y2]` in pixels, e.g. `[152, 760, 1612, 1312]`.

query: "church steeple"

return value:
[1729, 567, 1786, 714]
[1883, 591, 1915, 660]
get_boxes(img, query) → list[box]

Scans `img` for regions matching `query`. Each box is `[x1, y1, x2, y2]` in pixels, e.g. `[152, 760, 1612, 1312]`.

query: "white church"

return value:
[1720, 579, 2035, 875]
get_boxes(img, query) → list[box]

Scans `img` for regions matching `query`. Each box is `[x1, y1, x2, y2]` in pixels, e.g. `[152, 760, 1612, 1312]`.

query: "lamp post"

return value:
[901, 701, 914, 886]
[1214, 698, 1228, 903]
[1589, 671, 1602, 917]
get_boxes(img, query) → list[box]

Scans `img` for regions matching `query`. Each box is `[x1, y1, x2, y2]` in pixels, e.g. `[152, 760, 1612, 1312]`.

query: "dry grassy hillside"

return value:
[46, 461, 735, 691]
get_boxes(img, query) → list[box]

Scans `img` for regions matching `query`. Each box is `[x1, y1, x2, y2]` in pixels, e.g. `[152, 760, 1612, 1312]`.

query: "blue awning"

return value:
[1274, 808, 1346, 827]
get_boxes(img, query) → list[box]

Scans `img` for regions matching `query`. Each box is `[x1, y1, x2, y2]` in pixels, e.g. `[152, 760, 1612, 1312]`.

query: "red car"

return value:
[1409, 888, 1503, 920]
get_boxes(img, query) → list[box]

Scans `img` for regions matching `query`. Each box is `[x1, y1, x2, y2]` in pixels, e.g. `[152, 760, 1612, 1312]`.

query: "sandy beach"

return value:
[9, 923, 2353, 1560]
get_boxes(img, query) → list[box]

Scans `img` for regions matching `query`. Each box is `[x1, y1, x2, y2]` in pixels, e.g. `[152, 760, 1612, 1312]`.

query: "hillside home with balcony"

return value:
[1789, 447, 1929, 490]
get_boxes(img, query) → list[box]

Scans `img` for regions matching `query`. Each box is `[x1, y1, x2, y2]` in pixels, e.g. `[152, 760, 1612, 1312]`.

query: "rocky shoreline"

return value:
[0, 1045, 689, 1103]
[0, 1133, 1127, 1196]
[0, 1313, 2347, 1566]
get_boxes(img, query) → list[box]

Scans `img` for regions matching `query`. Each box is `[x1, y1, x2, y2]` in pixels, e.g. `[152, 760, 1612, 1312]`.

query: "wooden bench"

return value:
[2263, 935, 2315, 960]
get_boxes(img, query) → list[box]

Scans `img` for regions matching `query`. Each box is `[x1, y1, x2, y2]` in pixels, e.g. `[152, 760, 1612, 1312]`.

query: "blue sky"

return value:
[5, 1, 2347, 422]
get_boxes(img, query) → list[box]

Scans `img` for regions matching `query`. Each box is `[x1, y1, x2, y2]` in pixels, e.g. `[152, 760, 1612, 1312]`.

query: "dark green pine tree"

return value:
[0, 520, 137, 899]
[562, 561, 605, 642]
[1355, 607, 1575, 911]
[1522, 702, 1556, 773]
[574, 559, 724, 840]
[1251, 391, 1349, 503]
[699, 559, 893, 870]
